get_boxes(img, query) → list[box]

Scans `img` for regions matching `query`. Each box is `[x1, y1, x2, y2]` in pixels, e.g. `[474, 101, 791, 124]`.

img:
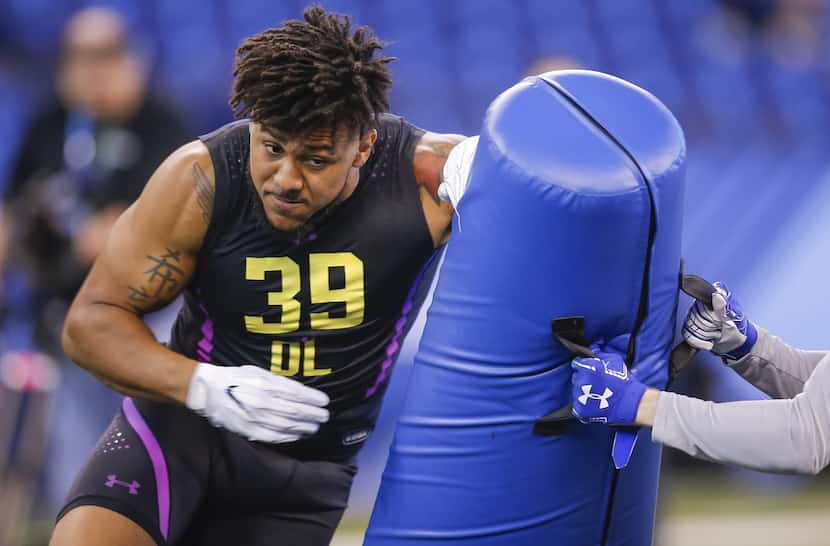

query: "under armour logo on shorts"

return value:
[577, 385, 614, 409]
[104, 474, 140, 495]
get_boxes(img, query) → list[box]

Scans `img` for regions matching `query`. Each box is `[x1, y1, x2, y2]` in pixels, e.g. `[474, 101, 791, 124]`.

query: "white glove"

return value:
[438, 135, 478, 208]
[682, 281, 758, 361]
[185, 363, 330, 443]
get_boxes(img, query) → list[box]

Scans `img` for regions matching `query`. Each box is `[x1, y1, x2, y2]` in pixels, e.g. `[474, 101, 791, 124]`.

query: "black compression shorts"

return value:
[57, 398, 357, 545]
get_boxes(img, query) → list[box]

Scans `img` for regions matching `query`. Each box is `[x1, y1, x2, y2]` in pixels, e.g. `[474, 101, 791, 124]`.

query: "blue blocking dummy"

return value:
[364, 70, 686, 546]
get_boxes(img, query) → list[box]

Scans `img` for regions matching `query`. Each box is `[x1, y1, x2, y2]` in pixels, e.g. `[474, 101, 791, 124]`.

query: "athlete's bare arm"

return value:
[413, 131, 466, 247]
[62, 140, 215, 404]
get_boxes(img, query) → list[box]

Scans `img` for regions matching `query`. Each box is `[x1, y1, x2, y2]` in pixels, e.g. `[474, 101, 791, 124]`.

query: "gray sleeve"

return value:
[725, 327, 827, 399]
[652, 351, 830, 474]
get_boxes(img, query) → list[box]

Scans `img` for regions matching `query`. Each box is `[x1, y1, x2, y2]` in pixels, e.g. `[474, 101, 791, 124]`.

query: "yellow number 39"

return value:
[243, 252, 366, 333]
[243, 252, 365, 377]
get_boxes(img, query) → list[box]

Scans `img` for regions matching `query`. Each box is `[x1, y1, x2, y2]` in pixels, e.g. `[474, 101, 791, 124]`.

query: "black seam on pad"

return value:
[537, 76, 659, 546]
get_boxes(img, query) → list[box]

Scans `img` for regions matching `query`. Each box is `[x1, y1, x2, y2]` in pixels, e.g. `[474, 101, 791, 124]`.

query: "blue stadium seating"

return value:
[762, 56, 830, 141]
[0, 0, 828, 266]
[452, 0, 522, 28]
[530, 25, 605, 69]
[225, 0, 297, 47]
[523, 0, 590, 28]
[4, 0, 73, 58]
[0, 74, 31, 198]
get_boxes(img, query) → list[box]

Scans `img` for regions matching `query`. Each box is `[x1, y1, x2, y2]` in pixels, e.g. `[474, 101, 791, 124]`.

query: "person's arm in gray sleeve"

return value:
[568, 323, 830, 474]
[629, 279, 830, 473]
[727, 327, 827, 399]
[682, 281, 826, 398]
[648, 351, 830, 474]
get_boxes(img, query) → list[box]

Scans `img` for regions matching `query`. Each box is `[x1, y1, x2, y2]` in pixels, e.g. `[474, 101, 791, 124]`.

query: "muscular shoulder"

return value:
[130, 140, 216, 255]
[413, 132, 467, 197]
[411, 131, 467, 247]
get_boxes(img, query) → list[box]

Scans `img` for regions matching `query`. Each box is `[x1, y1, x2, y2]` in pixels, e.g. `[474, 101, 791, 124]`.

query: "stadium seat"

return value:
[618, 64, 686, 119]
[452, 0, 521, 28]
[371, 0, 441, 31]
[4, 0, 73, 58]
[595, 0, 661, 26]
[762, 58, 830, 139]
[604, 26, 669, 66]
[156, 28, 233, 133]
[225, 0, 297, 47]
[524, 0, 590, 28]
[661, 0, 718, 29]
[530, 27, 604, 69]
[154, 0, 221, 35]
[0, 76, 31, 198]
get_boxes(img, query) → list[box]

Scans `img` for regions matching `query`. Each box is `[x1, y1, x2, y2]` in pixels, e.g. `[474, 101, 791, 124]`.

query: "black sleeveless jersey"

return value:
[169, 114, 436, 460]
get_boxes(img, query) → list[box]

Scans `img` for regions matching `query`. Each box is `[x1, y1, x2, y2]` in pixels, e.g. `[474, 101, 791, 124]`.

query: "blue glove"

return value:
[682, 281, 757, 361]
[570, 345, 647, 426]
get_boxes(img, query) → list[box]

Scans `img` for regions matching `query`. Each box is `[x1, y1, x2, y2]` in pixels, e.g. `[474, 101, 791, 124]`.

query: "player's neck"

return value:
[337, 166, 361, 202]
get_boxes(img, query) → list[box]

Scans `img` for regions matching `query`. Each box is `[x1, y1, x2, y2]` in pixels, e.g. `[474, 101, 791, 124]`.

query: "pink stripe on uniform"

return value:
[122, 397, 170, 541]
[196, 302, 214, 363]
[366, 268, 425, 398]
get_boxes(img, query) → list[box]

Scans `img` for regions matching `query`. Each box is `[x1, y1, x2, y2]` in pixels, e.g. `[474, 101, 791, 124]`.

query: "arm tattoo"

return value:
[430, 139, 459, 160]
[126, 248, 185, 313]
[193, 163, 215, 224]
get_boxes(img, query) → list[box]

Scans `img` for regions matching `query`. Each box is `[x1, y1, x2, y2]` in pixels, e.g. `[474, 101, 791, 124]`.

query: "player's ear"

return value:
[352, 129, 377, 168]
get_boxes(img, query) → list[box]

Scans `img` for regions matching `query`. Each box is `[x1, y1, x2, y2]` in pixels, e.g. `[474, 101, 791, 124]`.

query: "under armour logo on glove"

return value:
[577, 385, 614, 409]
[570, 344, 647, 426]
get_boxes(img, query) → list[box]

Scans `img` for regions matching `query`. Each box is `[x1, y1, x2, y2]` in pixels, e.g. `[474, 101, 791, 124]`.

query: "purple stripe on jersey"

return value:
[122, 398, 170, 541]
[196, 303, 214, 363]
[365, 268, 426, 398]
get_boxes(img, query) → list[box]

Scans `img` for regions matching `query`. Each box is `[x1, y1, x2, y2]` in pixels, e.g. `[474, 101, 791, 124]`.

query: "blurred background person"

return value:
[6, 6, 189, 348]
[0, 7, 190, 539]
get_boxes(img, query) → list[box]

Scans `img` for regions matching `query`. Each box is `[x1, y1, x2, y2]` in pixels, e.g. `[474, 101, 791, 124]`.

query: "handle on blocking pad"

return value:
[533, 274, 717, 436]
[532, 316, 596, 436]
[667, 274, 717, 383]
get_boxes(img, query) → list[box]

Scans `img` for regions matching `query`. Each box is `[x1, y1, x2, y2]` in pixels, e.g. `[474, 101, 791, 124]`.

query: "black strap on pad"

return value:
[532, 275, 716, 436]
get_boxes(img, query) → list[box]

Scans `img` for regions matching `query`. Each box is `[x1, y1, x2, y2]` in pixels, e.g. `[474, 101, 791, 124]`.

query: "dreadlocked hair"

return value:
[230, 5, 394, 137]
